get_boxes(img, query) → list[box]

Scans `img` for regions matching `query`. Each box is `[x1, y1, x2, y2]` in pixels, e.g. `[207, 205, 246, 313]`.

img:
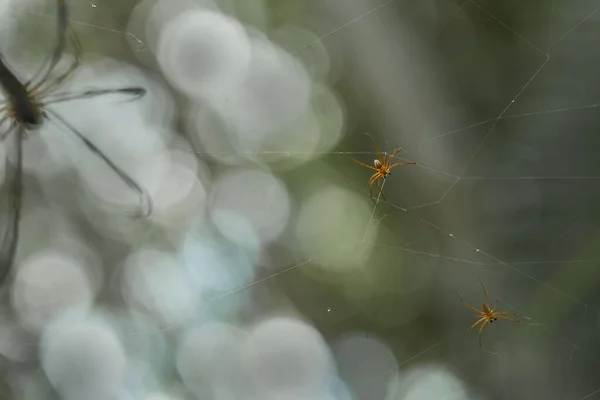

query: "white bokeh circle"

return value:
[41, 318, 126, 400]
[156, 8, 251, 100]
[11, 250, 97, 332]
[209, 168, 291, 246]
[241, 317, 331, 397]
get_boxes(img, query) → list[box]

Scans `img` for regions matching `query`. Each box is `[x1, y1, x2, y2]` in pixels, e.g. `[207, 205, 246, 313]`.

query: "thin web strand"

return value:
[386, 201, 590, 307]
[22, 3, 146, 50]
[130, 171, 389, 335]
[295, 0, 397, 53]
[3, 0, 599, 392]
[182, 101, 600, 158]
[468, 0, 546, 56]
[551, 3, 600, 49]
[405, 57, 550, 212]
[548, 0, 556, 54]
[115, 0, 600, 386]
[498, 298, 598, 364]
[362, 297, 597, 393]
[362, 173, 387, 242]
[129, 241, 364, 335]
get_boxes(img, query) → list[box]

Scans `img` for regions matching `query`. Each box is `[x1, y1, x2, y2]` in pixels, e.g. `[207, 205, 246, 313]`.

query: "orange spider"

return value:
[457, 279, 520, 348]
[352, 140, 417, 202]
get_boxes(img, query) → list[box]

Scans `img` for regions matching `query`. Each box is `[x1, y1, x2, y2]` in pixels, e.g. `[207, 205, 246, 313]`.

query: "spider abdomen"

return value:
[0, 57, 43, 128]
[11, 96, 43, 127]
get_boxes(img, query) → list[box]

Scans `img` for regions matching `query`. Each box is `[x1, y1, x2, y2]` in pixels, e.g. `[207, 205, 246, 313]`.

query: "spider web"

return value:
[308, 1, 600, 398]
[4, 0, 146, 56]
[121, 0, 600, 399]
[6, 1, 600, 399]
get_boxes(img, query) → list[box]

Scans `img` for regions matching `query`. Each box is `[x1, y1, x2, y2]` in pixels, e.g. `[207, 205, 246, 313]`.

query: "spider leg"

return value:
[353, 158, 379, 171]
[45, 109, 152, 218]
[385, 147, 405, 165]
[364, 133, 382, 161]
[37, 28, 82, 96]
[0, 126, 23, 287]
[456, 292, 483, 314]
[495, 314, 521, 323]
[478, 277, 491, 306]
[0, 114, 13, 138]
[374, 178, 382, 201]
[389, 147, 405, 157]
[388, 161, 418, 170]
[493, 311, 519, 316]
[468, 316, 487, 331]
[42, 87, 147, 105]
[490, 298, 498, 313]
[368, 174, 383, 201]
[0, 123, 17, 143]
[27, 0, 69, 89]
[477, 320, 489, 347]
[368, 173, 382, 185]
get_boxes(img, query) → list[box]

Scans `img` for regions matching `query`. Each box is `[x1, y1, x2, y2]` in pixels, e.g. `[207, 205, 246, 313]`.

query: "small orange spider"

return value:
[352, 140, 417, 202]
[457, 279, 520, 348]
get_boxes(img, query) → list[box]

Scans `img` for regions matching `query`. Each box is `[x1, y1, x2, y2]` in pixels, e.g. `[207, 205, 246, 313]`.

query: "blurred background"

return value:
[0, 0, 598, 398]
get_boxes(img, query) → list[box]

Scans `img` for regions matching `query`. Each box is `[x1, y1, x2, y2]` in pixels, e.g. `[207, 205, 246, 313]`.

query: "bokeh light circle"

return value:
[295, 185, 374, 272]
[156, 8, 251, 100]
[241, 317, 331, 397]
[121, 249, 200, 326]
[177, 323, 246, 397]
[41, 317, 126, 400]
[209, 168, 291, 246]
[11, 250, 97, 332]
